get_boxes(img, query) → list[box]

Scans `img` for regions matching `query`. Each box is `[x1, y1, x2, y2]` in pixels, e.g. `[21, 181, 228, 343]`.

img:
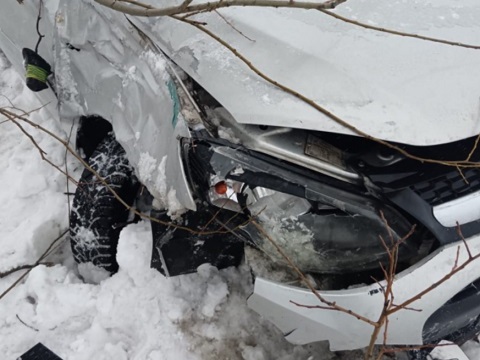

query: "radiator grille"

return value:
[410, 168, 480, 206]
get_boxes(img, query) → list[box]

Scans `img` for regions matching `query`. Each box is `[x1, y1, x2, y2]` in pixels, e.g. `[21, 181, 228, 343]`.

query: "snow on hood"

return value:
[135, 0, 480, 146]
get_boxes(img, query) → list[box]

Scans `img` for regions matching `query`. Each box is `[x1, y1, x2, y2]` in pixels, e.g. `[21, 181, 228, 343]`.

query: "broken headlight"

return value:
[185, 138, 420, 274]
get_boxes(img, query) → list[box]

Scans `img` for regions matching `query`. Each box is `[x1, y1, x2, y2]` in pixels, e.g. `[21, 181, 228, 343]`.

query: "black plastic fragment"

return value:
[17, 343, 62, 360]
[150, 207, 245, 277]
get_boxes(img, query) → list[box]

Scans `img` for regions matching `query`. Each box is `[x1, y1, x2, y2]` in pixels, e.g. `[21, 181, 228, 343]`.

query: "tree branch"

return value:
[94, 0, 348, 17]
[388, 234, 480, 315]
[0, 230, 68, 301]
[319, 9, 480, 50]
[0, 262, 53, 279]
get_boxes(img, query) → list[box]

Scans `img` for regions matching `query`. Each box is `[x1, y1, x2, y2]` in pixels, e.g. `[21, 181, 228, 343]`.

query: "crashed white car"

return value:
[2, 0, 480, 357]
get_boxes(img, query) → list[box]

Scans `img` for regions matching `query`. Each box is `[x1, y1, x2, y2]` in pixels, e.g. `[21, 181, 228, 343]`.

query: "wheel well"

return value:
[76, 115, 113, 160]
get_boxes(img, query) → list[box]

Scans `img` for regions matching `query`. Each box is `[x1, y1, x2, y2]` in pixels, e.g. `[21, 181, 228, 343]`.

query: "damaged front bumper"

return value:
[248, 233, 480, 351]
[151, 135, 480, 351]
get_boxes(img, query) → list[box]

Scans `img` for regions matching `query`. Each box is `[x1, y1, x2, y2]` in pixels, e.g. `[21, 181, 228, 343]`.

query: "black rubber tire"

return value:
[70, 133, 139, 273]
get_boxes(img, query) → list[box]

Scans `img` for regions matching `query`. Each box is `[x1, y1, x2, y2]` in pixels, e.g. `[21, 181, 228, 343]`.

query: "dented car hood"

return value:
[134, 0, 480, 146]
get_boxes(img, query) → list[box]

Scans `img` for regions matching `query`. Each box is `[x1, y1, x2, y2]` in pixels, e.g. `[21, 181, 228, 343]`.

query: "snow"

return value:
[138, 152, 157, 183]
[138, 153, 185, 218]
[0, 54, 331, 359]
[431, 341, 470, 360]
[141, 51, 169, 82]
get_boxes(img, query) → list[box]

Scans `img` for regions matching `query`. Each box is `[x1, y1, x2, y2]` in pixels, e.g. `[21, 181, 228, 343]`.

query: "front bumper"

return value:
[248, 233, 480, 351]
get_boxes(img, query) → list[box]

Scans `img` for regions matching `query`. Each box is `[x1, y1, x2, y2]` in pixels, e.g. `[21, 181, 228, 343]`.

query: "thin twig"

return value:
[214, 10, 255, 42]
[118, 0, 154, 8]
[16, 314, 39, 332]
[390, 304, 422, 312]
[0, 262, 53, 279]
[319, 9, 480, 50]
[200, 190, 238, 232]
[366, 212, 416, 359]
[466, 133, 480, 162]
[452, 246, 461, 271]
[290, 300, 338, 311]
[389, 245, 480, 315]
[35, 0, 45, 53]
[0, 230, 68, 301]
[64, 120, 76, 237]
[456, 165, 469, 185]
[457, 222, 473, 259]
[4, 111, 79, 185]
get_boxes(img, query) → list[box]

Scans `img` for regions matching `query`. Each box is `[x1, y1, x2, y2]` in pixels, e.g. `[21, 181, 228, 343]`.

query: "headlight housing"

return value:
[185, 137, 420, 274]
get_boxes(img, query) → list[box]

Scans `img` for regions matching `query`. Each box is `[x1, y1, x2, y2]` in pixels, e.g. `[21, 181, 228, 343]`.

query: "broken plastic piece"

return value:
[17, 342, 62, 360]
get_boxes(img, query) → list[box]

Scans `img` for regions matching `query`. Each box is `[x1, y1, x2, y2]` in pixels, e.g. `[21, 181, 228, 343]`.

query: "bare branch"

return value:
[2, 110, 79, 185]
[457, 222, 473, 259]
[179, 0, 194, 11]
[452, 245, 461, 271]
[98, 0, 480, 52]
[35, 0, 45, 53]
[456, 165, 469, 185]
[290, 300, 338, 311]
[118, 0, 155, 9]
[319, 9, 480, 50]
[466, 133, 480, 162]
[390, 304, 422, 312]
[94, 0, 348, 17]
[214, 10, 255, 42]
[389, 248, 480, 315]
[0, 230, 68, 301]
[0, 262, 53, 279]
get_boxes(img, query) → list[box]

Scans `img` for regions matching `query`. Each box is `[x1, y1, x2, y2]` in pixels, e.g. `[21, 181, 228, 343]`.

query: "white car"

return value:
[2, 0, 480, 357]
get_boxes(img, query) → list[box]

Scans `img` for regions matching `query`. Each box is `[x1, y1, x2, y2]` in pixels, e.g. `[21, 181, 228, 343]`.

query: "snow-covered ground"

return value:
[0, 52, 347, 360]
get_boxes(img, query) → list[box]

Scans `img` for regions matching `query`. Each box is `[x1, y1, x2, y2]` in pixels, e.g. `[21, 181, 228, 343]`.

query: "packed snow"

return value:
[0, 52, 341, 360]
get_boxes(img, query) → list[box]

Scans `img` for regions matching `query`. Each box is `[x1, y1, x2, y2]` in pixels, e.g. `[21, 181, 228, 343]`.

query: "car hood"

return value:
[134, 0, 480, 146]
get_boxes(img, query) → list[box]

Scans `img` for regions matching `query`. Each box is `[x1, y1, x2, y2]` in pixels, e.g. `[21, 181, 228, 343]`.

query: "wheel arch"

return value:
[76, 115, 113, 160]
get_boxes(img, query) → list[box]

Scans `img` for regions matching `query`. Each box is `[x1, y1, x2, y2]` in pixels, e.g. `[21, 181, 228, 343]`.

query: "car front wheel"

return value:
[69, 133, 139, 273]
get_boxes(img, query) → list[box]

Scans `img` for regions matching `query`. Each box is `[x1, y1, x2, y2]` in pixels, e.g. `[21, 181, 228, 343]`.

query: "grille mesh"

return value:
[410, 168, 480, 206]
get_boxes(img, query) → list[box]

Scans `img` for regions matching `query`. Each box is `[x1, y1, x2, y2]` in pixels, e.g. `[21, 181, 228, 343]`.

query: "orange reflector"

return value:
[214, 181, 228, 195]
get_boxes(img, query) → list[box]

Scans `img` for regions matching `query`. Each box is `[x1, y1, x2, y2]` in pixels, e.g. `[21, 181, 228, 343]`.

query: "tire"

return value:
[70, 133, 139, 273]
